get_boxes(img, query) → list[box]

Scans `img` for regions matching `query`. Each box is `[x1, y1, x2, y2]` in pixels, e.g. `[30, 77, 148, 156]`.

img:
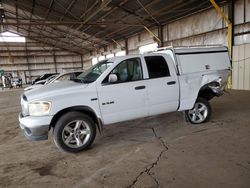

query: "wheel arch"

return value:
[197, 81, 221, 101]
[49, 106, 103, 134]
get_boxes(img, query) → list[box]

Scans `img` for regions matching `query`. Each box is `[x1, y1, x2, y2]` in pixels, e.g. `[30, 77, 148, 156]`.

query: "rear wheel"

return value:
[53, 112, 96, 153]
[185, 98, 211, 124]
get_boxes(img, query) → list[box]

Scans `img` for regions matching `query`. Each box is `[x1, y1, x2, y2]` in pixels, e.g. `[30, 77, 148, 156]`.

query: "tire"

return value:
[185, 97, 211, 124]
[53, 111, 96, 153]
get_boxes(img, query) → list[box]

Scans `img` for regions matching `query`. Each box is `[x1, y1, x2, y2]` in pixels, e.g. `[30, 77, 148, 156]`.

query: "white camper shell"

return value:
[154, 46, 231, 110]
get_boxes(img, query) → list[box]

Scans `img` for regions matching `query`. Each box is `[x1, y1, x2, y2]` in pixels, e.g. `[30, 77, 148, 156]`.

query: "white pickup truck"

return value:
[19, 46, 231, 153]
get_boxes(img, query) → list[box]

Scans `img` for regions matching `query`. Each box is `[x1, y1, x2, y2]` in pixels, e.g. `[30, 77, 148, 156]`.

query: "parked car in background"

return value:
[24, 71, 84, 91]
[32, 73, 57, 85]
[49, 71, 83, 84]
[19, 46, 231, 153]
[25, 74, 58, 91]
[12, 78, 22, 88]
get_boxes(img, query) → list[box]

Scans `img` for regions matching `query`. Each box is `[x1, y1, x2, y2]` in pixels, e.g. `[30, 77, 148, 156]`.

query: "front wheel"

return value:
[185, 97, 211, 124]
[53, 112, 96, 153]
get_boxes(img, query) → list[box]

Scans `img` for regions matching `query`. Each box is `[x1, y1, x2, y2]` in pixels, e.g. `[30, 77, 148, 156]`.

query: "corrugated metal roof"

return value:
[1, 0, 228, 54]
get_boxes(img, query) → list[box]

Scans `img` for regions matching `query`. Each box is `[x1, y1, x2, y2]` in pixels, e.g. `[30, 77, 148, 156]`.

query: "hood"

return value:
[24, 80, 88, 101]
[24, 84, 43, 91]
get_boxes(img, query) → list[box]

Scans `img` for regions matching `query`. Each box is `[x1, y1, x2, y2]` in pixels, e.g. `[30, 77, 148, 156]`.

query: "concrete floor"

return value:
[0, 89, 250, 188]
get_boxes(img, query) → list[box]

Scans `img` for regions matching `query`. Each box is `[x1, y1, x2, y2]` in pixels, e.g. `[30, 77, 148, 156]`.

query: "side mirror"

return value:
[108, 74, 118, 83]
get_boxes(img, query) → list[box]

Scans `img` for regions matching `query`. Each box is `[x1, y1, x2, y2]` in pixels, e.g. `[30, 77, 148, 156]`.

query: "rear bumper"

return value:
[19, 113, 53, 141]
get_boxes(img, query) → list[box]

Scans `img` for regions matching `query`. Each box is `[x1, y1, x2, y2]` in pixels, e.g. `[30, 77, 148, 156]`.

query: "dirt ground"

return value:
[0, 89, 250, 188]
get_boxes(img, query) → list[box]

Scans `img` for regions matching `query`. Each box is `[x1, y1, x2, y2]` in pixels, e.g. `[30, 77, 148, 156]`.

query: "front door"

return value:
[97, 57, 148, 125]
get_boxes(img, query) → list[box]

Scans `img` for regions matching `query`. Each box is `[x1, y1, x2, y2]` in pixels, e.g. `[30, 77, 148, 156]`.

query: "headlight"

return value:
[28, 101, 51, 116]
[21, 95, 29, 116]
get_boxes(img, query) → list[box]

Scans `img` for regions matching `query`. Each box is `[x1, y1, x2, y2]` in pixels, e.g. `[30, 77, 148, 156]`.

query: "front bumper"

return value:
[19, 113, 53, 141]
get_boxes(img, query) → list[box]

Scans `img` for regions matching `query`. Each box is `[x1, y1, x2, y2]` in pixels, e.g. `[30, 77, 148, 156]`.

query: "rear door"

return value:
[143, 54, 179, 116]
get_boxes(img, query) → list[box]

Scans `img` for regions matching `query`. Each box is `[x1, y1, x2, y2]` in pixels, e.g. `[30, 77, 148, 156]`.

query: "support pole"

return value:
[53, 51, 57, 73]
[80, 55, 84, 69]
[210, 0, 233, 89]
[228, 0, 234, 48]
[209, 0, 232, 56]
[125, 38, 129, 55]
[158, 25, 164, 47]
[24, 42, 31, 84]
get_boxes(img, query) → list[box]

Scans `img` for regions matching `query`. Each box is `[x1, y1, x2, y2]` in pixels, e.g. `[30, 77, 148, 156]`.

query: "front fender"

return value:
[49, 105, 104, 134]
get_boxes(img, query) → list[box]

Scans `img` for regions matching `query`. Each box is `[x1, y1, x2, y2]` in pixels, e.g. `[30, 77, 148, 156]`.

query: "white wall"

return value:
[232, 43, 250, 90]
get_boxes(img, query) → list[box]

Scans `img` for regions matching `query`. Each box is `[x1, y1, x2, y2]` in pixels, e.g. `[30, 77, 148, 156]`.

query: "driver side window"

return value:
[105, 58, 143, 84]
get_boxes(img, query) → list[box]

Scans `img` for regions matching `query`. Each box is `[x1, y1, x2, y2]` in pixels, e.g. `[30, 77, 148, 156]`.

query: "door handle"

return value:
[135, 86, 146, 90]
[167, 81, 176, 85]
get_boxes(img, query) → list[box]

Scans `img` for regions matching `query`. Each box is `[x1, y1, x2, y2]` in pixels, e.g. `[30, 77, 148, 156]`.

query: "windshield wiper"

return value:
[71, 78, 93, 84]
[71, 78, 84, 83]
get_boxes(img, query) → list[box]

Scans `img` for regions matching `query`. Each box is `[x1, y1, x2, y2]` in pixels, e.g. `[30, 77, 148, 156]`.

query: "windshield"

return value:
[75, 60, 113, 83]
[45, 75, 58, 85]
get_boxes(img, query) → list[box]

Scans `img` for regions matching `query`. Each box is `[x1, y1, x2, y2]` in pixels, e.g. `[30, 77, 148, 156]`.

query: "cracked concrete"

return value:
[0, 90, 250, 188]
[128, 128, 168, 188]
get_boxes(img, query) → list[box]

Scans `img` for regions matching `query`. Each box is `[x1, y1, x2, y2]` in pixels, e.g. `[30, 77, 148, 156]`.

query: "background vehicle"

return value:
[25, 74, 58, 91]
[24, 71, 84, 91]
[19, 46, 231, 153]
[32, 73, 57, 85]
[48, 71, 83, 84]
[12, 78, 22, 88]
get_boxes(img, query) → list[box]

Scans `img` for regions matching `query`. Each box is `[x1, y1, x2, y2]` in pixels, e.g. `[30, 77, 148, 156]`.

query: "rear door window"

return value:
[144, 56, 170, 79]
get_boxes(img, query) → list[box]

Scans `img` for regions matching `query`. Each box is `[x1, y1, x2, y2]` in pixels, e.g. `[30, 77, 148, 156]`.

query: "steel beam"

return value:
[92, 0, 161, 39]
[75, 0, 112, 31]
[59, 0, 77, 21]
[81, 0, 128, 33]
[2, 19, 142, 26]
[10, 27, 84, 54]
[136, 0, 160, 26]
[45, 0, 55, 19]
[4, 9, 94, 52]
[210, 0, 232, 55]
[111, 39, 125, 50]
[143, 26, 161, 42]
[110, 1, 154, 25]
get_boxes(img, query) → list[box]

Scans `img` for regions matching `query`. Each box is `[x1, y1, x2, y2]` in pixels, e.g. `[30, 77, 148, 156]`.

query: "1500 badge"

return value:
[102, 101, 114, 106]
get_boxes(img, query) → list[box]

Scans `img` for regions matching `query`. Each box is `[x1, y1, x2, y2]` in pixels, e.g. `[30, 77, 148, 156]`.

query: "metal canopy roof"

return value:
[1, 0, 227, 54]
